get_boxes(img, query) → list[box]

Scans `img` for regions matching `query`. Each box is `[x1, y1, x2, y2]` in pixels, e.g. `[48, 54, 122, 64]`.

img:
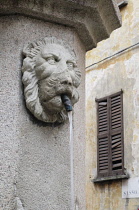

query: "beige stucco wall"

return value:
[85, 0, 139, 209]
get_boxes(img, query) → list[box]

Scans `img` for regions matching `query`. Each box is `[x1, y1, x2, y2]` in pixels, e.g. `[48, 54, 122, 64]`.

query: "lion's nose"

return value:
[61, 76, 72, 86]
[59, 60, 67, 72]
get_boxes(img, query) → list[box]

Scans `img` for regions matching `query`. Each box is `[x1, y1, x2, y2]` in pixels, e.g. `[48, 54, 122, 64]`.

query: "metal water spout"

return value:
[61, 94, 74, 210]
[61, 94, 72, 112]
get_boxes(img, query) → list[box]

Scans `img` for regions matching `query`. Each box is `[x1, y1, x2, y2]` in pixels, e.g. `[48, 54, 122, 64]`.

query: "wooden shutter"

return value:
[97, 97, 110, 177]
[116, 0, 128, 8]
[109, 91, 124, 176]
[96, 90, 124, 178]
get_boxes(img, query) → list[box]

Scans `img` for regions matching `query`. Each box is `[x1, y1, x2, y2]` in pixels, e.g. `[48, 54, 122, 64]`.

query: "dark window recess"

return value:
[96, 90, 125, 178]
[116, 0, 128, 8]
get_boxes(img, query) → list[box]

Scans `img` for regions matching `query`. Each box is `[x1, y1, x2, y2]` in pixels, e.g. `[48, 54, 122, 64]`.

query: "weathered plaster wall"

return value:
[0, 15, 86, 210]
[86, 0, 139, 209]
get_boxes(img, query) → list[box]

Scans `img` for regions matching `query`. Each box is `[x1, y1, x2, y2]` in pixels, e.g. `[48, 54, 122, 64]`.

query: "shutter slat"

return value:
[99, 142, 108, 146]
[99, 102, 107, 106]
[99, 118, 108, 123]
[112, 124, 121, 129]
[99, 107, 107, 111]
[111, 110, 121, 115]
[112, 102, 121, 106]
[100, 163, 109, 167]
[112, 120, 122, 126]
[99, 166, 109, 170]
[99, 113, 107, 117]
[99, 147, 108, 152]
[112, 152, 122, 157]
[99, 128, 107, 132]
[111, 114, 121, 120]
[99, 144, 108, 148]
[98, 109, 107, 113]
[111, 101, 121, 107]
[111, 111, 121, 117]
[112, 139, 121, 144]
[99, 150, 108, 155]
[99, 129, 107, 133]
[99, 157, 108, 161]
[112, 152, 121, 157]
[111, 105, 121, 112]
[111, 99, 121, 105]
[99, 125, 107, 129]
[99, 114, 107, 119]
[112, 142, 121, 148]
[112, 147, 121, 152]
[111, 97, 120, 103]
[112, 117, 121, 123]
[111, 107, 121, 112]
[99, 138, 108, 142]
[111, 96, 120, 101]
[99, 160, 109, 164]
[112, 163, 122, 168]
[112, 134, 121, 140]
[99, 121, 108, 126]
[112, 157, 122, 161]
[99, 126, 107, 131]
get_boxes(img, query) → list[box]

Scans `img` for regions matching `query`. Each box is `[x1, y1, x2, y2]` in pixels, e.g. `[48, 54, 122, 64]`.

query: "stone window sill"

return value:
[92, 173, 129, 183]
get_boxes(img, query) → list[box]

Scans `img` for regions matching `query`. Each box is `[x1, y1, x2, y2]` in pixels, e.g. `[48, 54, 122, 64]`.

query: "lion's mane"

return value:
[22, 37, 80, 123]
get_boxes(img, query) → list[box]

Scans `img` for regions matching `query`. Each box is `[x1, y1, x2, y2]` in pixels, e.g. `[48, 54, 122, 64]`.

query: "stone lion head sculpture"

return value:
[22, 37, 81, 123]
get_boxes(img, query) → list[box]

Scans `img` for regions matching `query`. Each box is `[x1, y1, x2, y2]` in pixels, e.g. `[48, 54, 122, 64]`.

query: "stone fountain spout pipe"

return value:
[61, 94, 72, 112]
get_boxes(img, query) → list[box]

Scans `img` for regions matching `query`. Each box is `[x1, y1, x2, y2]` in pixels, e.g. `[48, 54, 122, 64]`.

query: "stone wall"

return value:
[85, 0, 139, 209]
[0, 1, 122, 209]
[0, 15, 86, 210]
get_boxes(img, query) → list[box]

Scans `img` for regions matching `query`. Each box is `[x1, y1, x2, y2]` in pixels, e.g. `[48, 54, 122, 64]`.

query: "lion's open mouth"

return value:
[42, 91, 73, 113]
[61, 90, 72, 100]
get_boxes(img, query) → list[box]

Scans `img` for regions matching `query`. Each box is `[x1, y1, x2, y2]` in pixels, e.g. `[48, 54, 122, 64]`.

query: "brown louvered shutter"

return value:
[109, 91, 124, 176]
[96, 90, 124, 178]
[97, 97, 110, 177]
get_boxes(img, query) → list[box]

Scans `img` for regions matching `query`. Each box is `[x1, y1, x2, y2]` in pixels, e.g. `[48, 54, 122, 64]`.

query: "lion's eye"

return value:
[46, 57, 56, 64]
[67, 62, 74, 70]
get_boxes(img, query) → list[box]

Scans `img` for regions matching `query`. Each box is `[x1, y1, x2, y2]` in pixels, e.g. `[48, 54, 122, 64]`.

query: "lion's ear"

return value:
[23, 43, 32, 57]
[23, 42, 37, 56]
[23, 42, 42, 58]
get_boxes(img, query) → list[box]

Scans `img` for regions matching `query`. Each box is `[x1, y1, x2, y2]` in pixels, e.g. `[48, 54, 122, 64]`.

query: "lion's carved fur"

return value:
[22, 37, 81, 123]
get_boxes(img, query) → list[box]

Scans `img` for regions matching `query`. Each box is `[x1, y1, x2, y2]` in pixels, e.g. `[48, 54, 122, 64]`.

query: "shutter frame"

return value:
[96, 90, 124, 178]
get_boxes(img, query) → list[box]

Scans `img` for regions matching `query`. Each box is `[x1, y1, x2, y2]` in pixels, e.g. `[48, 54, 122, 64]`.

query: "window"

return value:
[96, 90, 125, 179]
[116, 0, 128, 8]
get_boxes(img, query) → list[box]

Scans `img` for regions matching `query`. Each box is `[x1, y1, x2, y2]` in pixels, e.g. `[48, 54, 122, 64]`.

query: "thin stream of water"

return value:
[68, 111, 74, 210]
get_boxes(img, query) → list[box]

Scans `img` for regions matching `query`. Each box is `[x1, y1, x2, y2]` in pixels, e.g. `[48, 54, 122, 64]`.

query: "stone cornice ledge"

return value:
[0, 0, 121, 51]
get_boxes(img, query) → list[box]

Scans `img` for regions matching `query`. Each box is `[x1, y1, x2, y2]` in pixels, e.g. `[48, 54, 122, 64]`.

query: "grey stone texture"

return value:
[0, 0, 121, 50]
[22, 37, 81, 123]
[0, 1, 121, 209]
[0, 16, 86, 210]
